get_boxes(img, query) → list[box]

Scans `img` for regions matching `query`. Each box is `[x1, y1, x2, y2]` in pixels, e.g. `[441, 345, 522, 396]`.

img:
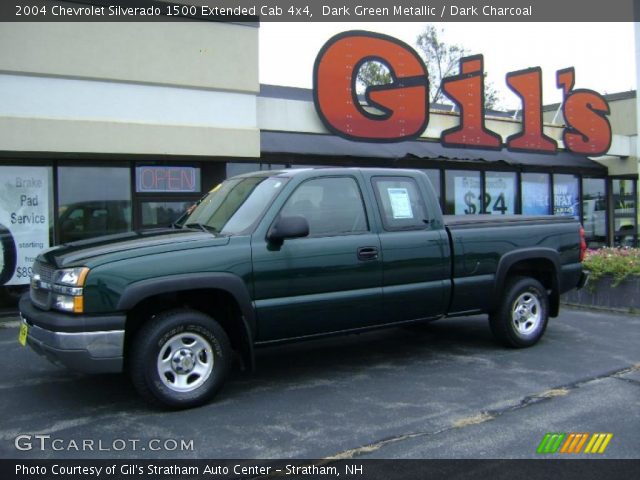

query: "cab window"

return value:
[280, 177, 368, 236]
[372, 177, 429, 231]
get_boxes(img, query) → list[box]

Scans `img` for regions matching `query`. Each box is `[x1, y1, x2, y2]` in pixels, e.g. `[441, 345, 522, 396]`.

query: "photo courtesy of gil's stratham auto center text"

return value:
[0, 0, 638, 479]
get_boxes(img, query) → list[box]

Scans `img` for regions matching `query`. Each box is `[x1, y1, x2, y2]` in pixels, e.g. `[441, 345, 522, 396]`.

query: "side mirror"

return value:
[267, 215, 309, 245]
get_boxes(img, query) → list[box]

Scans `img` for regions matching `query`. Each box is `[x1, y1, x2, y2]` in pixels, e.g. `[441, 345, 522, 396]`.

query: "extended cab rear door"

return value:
[367, 172, 451, 322]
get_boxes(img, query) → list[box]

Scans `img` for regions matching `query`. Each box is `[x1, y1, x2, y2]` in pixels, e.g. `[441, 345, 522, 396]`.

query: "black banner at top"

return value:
[0, 0, 638, 22]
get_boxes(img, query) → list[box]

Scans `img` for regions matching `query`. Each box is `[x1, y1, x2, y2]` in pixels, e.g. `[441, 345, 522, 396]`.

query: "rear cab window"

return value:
[372, 176, 429, 231]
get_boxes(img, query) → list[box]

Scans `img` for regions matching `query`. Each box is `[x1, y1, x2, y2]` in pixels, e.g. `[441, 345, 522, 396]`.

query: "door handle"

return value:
[357, 246, 379, 261]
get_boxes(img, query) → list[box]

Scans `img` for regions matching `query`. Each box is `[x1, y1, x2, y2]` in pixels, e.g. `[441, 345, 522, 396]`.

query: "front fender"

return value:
[117, 273, 256, 369]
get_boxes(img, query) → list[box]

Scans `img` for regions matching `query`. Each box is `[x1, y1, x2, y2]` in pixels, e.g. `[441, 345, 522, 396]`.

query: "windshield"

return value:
[179, 176, 288, 235]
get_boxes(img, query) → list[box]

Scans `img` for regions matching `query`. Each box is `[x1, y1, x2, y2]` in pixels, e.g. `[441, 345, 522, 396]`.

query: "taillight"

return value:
[579, 226, 587, 262]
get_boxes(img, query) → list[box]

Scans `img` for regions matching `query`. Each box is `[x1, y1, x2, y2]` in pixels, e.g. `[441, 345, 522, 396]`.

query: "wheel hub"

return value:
[156, 332, 214, 393]
[171, 348, 196, 374]
[512, 292, 541, 335]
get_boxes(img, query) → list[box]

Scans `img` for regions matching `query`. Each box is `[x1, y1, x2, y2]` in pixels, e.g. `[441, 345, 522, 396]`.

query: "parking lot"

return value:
[0, 307, 638, 459]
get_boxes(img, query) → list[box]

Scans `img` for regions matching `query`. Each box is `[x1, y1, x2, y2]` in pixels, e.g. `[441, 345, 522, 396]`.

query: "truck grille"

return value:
[30, 260, 54, 310]
[34, 260, 54, 282]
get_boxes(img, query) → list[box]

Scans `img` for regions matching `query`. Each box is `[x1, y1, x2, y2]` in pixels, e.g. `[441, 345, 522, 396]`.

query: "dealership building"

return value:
[0, 19, 638, 305]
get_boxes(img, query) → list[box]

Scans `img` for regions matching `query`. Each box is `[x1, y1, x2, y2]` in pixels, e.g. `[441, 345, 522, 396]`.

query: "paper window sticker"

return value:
[388, 188, 413, 219]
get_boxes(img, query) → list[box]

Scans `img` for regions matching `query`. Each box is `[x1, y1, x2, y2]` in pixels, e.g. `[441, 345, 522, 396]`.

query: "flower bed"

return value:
[582, 247, 640, 286]
[561, 248, 640, 312]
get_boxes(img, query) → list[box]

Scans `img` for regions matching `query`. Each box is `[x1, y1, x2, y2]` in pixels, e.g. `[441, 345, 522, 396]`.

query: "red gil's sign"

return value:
[313, 31, 612, 156]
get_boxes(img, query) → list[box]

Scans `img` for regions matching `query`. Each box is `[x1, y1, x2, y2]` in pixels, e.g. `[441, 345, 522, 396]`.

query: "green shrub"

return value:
[583, 247, 640, 286]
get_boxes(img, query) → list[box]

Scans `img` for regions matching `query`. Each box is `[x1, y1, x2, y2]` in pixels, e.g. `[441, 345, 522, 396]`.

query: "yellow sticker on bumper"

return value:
[18, 322, 28, 347]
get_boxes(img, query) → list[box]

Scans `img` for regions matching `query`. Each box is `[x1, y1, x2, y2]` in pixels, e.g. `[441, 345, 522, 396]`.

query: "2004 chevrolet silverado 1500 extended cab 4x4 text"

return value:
[19, 168, 588, 408]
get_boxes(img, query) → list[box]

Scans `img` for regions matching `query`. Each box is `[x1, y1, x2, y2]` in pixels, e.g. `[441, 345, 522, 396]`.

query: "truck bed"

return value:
[444, 214, 577, 229]
[443, 214, 582, 316]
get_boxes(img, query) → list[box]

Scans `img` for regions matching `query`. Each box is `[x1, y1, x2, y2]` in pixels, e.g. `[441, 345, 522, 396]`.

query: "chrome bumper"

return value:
[22, 318, 124, 373]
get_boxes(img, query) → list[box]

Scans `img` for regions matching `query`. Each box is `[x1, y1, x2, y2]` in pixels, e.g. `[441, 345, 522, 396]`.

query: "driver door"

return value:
[251, 175, 383, 342]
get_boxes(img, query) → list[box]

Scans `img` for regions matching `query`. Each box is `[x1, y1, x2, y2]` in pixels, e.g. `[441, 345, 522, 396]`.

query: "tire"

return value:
[129, 309, 231, 409]
[0, 224, 17, 285]
[489, 276, 549, 348]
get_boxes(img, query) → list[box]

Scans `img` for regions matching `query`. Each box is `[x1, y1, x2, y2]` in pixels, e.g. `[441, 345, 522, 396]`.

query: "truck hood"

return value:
[39, 228, 230, 268]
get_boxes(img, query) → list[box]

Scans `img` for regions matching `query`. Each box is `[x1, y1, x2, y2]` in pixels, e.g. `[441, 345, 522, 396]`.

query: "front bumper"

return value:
[19, 294, 125, 373]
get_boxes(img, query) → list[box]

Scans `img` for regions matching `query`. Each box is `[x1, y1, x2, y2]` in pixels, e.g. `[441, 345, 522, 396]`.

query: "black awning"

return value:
[261, 131, 607, 173]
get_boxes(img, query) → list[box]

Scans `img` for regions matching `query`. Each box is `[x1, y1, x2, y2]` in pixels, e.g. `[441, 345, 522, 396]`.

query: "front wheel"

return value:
[129, 309, 231, 409]
[489, 276, 549, 348]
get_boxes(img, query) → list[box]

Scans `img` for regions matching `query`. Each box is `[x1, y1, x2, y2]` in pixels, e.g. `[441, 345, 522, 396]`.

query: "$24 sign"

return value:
[463, 191, 509, 215]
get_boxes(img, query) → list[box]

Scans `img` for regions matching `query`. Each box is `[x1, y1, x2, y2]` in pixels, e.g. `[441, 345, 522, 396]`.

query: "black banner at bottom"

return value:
[3, 459, 640, 480]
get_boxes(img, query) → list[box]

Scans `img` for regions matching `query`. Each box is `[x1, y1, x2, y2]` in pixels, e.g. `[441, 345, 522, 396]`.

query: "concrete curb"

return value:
[560, 301, 640, 316]
[562, 275, 640, 312]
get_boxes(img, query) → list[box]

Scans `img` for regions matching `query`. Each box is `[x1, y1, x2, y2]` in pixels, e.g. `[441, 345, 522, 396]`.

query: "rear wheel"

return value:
[129, 309, 231, 409]
[489, 276, 549, 348]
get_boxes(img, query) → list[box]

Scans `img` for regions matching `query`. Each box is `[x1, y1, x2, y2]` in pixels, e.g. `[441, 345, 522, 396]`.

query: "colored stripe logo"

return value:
[584, 433, 614, 454]
[537, 433, 613, 454]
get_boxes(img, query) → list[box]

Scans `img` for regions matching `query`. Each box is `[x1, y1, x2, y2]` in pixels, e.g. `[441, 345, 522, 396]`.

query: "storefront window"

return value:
[0, 166, 53, 287]
[291, 164, 338, 169]
[582, 178, 607, 248]
[226, 163, 286, 178]
[485, 172, 516, 215]
[141, 201, 194, 228]
[421, 169, 441, 206]
[445, 170, 480, 215]
[57, 166, 131, 243]
[553, 174, 579, 217]
[612, 178, 637, 247]
[521, 173, 550, 215]
[226, 163, 259, 178]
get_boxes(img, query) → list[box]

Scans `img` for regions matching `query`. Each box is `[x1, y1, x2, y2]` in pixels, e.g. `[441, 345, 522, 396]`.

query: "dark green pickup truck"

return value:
[19, 168, 588, 408]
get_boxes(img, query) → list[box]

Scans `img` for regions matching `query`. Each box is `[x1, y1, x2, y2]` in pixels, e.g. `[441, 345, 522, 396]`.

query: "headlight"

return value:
[52, 267, 89, 313]
[53, 267, 89, 286]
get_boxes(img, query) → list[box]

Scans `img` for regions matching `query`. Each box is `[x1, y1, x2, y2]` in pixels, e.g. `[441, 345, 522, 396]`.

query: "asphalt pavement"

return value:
[0, 307, 638, 459]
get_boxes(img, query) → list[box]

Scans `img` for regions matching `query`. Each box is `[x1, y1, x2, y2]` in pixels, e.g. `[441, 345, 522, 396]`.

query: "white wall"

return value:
[0, 21, 260, 158]
[636, 23, 640, 163]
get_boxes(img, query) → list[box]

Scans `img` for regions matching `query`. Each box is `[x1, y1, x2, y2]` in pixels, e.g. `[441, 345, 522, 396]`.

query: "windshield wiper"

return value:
[184, 223, 218, 235]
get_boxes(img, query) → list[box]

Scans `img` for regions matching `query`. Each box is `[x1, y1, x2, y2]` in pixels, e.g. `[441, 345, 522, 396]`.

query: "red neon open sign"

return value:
[136, 166, 200, 193]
